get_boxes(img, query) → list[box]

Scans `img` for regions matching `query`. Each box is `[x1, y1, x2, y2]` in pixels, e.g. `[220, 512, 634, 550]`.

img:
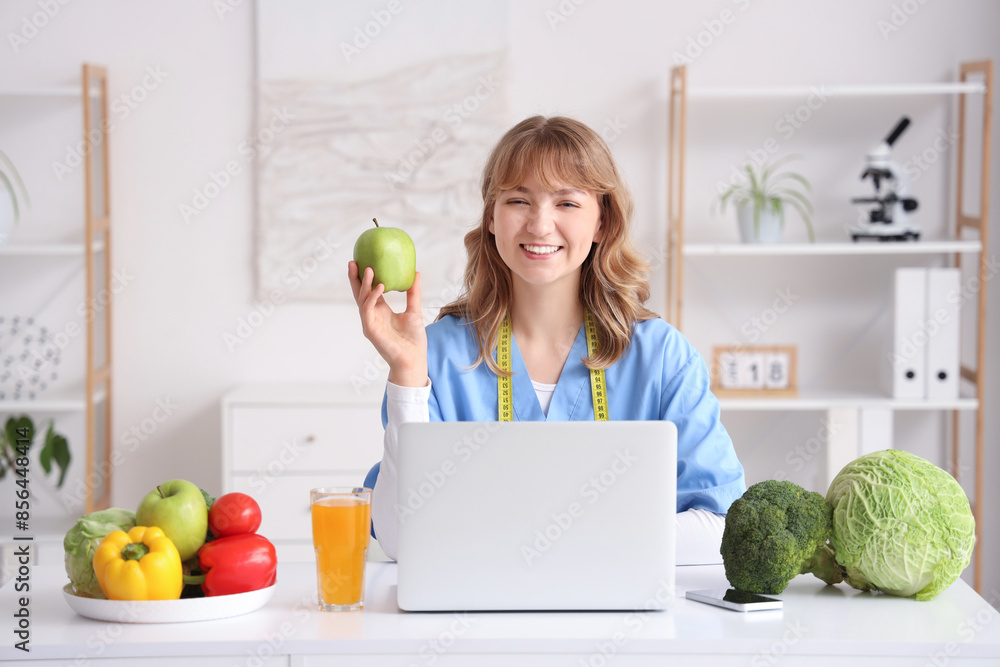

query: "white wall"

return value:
[1, 0, 997, 599]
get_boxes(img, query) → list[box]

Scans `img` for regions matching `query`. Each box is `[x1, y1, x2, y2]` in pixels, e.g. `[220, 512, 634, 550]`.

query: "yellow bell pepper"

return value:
[93, 526, 184, 601]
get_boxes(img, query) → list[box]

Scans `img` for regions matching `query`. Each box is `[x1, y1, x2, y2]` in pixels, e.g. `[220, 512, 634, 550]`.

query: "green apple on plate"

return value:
[136, 479, 208, 561]
[353, 218, 416, 292]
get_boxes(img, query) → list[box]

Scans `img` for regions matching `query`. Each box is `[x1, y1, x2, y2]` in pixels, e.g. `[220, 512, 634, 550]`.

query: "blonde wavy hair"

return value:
[437, 115, 658, 375]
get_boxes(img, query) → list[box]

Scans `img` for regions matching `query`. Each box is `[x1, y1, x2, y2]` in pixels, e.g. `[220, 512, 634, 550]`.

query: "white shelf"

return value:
[0, 239, 105, 256]
[718, 390, 979, 411]
[0, 86, 99, 98]
[684, 240, 982, 256]
[0, 384, 108, 413]
[688, 81, 986, 99]
[0, 395, 85, 412]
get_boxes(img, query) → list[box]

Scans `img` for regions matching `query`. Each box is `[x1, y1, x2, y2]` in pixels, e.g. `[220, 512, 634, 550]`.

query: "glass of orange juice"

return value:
[310, 487, 372, 611]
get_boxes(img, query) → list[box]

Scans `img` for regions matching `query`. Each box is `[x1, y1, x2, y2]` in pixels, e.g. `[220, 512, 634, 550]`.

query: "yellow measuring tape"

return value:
[497, 315, 514, 422]
[497, 309, 608, 421]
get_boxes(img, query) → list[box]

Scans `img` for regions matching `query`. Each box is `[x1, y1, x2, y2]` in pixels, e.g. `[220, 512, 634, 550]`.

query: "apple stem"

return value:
[372, 217, 379, 228]
[157, 485, 165, 499]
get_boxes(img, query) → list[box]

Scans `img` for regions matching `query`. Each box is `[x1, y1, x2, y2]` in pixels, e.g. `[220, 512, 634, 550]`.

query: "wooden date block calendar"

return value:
[711, 345, 798, 398]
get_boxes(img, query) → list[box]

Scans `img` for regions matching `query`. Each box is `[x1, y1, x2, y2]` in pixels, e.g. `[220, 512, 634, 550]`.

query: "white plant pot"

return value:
[737, 203, 782, 244]
[0, 190, 13, 245]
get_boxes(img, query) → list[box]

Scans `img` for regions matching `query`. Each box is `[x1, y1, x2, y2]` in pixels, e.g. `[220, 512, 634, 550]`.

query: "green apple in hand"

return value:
[135, 479, 208, 561]
[353, 218, 416, 292]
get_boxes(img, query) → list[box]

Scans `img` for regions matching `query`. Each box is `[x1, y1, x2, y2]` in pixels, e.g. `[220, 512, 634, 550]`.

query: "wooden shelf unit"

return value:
[666, 61, 992, 592]
[0, 64, 113, 514]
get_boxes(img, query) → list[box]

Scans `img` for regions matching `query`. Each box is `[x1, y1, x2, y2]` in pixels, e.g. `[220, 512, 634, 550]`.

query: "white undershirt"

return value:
[371, 379, 727, 564]
[531, 380, 557, 416]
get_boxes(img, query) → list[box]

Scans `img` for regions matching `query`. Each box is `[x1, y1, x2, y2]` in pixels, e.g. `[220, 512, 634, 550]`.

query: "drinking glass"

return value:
[310, 487, 372, 611]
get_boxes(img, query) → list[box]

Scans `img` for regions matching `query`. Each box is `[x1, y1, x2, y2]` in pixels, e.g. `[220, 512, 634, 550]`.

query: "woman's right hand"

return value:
[348, 261, 428, 387]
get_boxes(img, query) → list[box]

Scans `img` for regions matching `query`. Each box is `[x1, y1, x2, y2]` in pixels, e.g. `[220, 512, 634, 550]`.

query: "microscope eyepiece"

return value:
[884, 116, 911, 147]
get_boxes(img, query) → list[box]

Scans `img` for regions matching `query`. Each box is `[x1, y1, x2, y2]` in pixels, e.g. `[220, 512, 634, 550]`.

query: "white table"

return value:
[3, 562, 999, 666]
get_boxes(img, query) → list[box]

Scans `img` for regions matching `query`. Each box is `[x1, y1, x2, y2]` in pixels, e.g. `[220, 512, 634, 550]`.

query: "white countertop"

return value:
[3, 562, 999, 665]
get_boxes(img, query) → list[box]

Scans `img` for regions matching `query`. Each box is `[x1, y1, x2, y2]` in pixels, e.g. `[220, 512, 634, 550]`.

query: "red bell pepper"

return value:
[189, 533, 277, 596]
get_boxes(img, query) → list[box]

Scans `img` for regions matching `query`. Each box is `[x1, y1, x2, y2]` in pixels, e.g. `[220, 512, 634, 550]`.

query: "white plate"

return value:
[62, 583, 277, 623]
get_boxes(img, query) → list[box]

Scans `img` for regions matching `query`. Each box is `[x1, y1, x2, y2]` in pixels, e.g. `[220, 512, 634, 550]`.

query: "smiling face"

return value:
[489, 172, 603, 293]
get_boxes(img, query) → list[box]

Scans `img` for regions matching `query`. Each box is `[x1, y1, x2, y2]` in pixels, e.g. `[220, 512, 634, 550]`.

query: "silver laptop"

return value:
[396, 421, 677, 611]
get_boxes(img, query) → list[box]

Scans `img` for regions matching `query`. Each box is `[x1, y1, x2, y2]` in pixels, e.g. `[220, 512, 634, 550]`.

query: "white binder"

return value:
[890, 268, 927, 399]
[925, 268, 961, 399]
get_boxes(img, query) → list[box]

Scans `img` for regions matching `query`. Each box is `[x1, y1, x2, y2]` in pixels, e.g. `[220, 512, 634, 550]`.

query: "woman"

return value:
[349, 115, 745, 562]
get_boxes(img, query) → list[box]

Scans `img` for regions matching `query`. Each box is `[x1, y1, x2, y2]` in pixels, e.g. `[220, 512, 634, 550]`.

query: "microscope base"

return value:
[849, 228, 921, 242]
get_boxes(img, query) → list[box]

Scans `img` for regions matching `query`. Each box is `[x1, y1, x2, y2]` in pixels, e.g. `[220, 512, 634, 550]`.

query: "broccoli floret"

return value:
[720, 480, 844, 595]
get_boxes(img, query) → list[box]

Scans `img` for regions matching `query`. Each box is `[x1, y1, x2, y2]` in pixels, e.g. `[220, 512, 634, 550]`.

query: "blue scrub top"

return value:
[381, 314, 746, 515]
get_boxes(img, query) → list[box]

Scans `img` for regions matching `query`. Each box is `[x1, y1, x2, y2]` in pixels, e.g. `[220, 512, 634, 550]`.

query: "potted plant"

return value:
[717, 155, 814, 243]
[0, 149, 30, 244]
[0, 415, 71, 488]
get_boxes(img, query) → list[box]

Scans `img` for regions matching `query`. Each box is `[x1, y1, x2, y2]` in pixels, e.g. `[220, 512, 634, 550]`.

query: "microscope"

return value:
[849, 116, 920, 241]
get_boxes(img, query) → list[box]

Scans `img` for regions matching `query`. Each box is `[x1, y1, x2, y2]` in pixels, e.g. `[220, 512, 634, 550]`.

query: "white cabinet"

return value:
[221, 383, 387, 562]
[665, 61, 992, 590]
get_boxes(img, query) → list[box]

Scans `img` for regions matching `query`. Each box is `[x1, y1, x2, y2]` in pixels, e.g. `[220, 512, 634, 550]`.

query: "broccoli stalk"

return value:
[801, 543, 845, 586]
[721, 480, 845, 595]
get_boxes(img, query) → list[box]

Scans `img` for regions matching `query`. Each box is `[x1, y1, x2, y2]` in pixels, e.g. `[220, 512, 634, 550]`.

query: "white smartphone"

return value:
[686, 588, 783, 612]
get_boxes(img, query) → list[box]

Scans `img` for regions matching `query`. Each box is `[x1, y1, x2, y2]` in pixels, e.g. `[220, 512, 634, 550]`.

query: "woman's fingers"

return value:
[405, 272, 422, 316]
[350, 261, 424, 369]
[361, 280, 385, 319]
[354, 264, 378, 309]
[348, 261, 363, 303]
